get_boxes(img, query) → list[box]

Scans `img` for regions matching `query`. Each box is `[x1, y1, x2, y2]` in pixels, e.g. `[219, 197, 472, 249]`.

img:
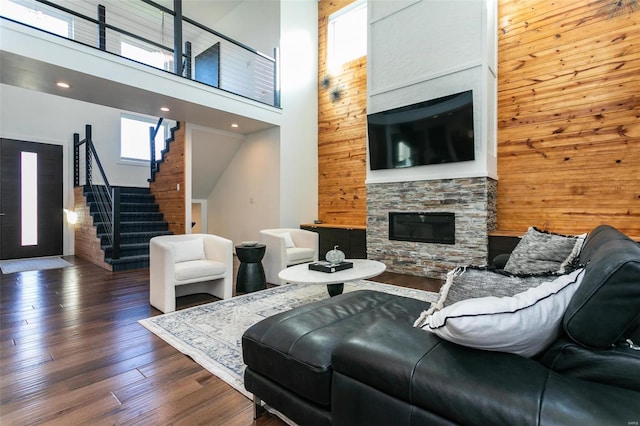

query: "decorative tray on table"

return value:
[308, 261, 353, 273]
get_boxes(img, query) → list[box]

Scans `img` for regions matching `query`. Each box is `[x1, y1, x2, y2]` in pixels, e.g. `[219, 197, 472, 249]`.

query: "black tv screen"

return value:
[367, 90, 475, 170]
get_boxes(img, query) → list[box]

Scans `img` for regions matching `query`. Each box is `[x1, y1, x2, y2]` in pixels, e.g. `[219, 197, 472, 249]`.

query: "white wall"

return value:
[190, 126, 245, 199]
[278, 0, 319, 226]
[200, 1, 318, 244]
[204, 0, 281, 56]
[0, 84, 151, 255]
[207, 127, 280, 244]
[367, 0, 497, 183]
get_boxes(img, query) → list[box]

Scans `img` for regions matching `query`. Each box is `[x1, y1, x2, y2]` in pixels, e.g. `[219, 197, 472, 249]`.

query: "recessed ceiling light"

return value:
[230, 123, 239, 128]
[160, 106, 170, 112]
[56, 82, 70, 88]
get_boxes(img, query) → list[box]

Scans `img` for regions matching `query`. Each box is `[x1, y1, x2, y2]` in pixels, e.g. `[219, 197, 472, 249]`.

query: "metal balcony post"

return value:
[184, 41, 192, 79]
[98, 5, 106, 51]
[274, 47, 281, 108]
[173, 0, 183, 76]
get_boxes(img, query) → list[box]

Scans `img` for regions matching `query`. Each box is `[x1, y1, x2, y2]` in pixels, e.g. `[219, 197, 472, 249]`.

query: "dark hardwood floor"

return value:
[0, 256, 442, 425]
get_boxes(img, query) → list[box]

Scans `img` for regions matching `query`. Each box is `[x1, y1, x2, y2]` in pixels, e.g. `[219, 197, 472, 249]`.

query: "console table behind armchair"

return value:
[300, 224, 367, 259]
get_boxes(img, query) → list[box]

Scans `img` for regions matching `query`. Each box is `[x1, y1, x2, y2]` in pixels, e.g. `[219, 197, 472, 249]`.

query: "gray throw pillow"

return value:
[414, 266, 551, 325]
[503, 227, 584, 275]
[444, 268, 549, 306]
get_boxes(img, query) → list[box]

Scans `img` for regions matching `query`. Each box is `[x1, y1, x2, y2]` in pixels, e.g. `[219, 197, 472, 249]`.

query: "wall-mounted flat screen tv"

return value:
[367, 90, 475, 170]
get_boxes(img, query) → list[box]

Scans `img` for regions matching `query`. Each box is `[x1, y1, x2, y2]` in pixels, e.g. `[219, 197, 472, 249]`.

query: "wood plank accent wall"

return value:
[73, 186, 112, 271]
[497, 0, 640, 239]
[318, 0, 368, 227]
[149, 123, 186, 234]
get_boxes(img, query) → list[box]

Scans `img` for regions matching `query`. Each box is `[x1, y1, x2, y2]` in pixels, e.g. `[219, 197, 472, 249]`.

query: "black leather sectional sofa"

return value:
[242, 225, 640, 425]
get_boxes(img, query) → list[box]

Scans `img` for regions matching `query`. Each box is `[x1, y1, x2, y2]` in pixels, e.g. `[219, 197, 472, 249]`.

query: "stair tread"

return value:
[106, 254, 149, 264]
[97, 230, 172, 237]
[84, 185, 149, 192]
[98, 229, 173, 237]
[102, 242, 150, 249]
[88, 201, 157, 206]
[95, 222, 168, 226]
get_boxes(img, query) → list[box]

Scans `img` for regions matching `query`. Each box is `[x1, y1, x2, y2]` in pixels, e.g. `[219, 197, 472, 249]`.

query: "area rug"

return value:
[0, 256, 73, 274]
[139, 280, 438, 399]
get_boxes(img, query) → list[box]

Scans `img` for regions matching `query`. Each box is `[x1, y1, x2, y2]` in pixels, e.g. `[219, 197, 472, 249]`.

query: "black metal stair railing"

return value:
[149, 117, 163, 181]
[148, 120, 181, 182]
[73, 124, 121, 259]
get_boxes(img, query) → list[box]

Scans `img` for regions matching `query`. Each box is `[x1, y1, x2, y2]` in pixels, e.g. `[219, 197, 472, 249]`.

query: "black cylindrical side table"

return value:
[235, 244, 267, 293]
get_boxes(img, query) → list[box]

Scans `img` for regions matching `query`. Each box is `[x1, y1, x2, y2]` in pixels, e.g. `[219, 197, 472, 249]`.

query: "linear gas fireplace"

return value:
[389, 212, 455, 244]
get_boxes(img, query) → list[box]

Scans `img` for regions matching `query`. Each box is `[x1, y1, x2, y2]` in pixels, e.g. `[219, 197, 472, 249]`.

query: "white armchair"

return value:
[260, 228, 319, 285]
[150, 233, 233, 313]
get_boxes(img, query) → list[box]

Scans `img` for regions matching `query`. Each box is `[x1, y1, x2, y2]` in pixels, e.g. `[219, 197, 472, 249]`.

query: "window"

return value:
[121, 40, 173, 72]
[120, 114, 171, 162]
[21, 151, 37, 246]
[327, 0, 367, 73]
[1, 0, 71, 37]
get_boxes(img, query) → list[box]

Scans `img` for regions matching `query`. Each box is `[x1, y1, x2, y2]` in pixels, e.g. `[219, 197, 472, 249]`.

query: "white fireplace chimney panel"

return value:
[368, 0, 483, 95]
[366, 0, 497, 184]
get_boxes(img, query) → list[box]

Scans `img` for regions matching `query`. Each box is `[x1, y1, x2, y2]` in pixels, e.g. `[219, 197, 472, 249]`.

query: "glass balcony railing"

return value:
[0, 0, 280, 107]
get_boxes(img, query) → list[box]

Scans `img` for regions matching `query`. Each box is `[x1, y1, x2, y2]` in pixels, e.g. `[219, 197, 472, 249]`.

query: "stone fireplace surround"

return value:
[367, 177, 497, 280]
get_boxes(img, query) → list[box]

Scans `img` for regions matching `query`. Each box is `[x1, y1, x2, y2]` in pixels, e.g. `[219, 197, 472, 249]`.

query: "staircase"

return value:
[84, 185, 172, 271]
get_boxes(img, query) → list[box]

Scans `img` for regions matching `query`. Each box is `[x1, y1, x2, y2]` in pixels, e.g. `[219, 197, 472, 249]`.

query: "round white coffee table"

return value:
[278, 259, 386, 297]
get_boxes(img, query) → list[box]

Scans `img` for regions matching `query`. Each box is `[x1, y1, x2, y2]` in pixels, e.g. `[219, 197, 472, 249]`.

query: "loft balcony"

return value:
[0, 0, 281, 110]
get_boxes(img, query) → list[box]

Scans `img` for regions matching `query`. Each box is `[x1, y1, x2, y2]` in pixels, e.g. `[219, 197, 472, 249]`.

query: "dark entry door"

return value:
[0, 139, 63, 260]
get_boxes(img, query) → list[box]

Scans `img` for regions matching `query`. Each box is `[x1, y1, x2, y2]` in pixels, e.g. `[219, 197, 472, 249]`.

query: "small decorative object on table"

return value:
[309, 246, 352, 273]
[326, 245, 346, 264]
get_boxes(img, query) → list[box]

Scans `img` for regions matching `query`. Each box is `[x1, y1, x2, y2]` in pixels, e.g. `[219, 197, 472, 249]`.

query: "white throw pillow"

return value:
[169, 238, 206, 263]
[282, 232, 296, 248]
[420, 268, 585, 358]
